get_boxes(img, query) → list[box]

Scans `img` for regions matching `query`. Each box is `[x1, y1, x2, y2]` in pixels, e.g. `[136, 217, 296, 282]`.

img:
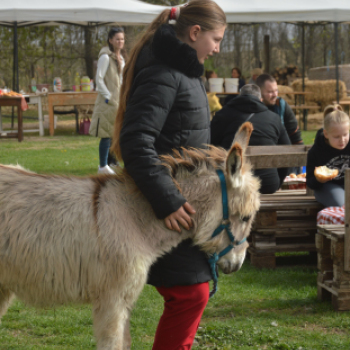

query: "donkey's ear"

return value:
[230, 122, 253, 153]
[226, 143, 243, 188]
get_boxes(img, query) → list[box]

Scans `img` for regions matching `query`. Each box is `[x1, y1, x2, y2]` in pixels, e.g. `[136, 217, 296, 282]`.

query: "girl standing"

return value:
[306, 105, 350, 207]
[90, 27, 126, 174]
[111, 1, 226, 349]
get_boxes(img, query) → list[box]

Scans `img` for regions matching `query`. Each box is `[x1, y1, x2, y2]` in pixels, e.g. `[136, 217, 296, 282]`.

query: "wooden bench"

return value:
[246, 145, 323, 269]
[290, 104, 320, 131]
[316, 169, 350, 311]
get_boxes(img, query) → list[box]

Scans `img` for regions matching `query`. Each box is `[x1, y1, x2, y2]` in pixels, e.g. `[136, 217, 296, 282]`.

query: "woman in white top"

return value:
[89, 27, 126, 174]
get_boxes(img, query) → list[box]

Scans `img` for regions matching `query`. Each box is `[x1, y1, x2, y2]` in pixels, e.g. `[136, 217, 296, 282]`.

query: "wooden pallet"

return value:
[248, 192, 322, 268]
[315, 169, 350, 311]
[316, 225, 350, 311]
[246, 146, 321, 269]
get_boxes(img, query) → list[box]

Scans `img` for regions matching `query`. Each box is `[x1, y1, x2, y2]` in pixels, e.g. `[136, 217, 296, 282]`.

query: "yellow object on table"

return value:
[81, 76, 91, 92]
[207, 92, 222, 116]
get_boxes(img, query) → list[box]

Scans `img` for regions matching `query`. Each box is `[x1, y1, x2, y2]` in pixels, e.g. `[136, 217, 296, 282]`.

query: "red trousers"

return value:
[152, 282, 209, 350]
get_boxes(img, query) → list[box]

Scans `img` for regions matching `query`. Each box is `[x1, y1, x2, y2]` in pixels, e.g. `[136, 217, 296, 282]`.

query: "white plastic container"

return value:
[208, 78, 224, 93]
[44, 115, 58, 129]
[224, 78, 239, 93]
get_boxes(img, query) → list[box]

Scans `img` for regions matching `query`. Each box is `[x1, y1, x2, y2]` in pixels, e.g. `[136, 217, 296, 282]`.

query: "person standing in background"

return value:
[231, 67, 245, 90]
[224, 67, 245, 105]
[248, 67, 262, 84]
[204, 70, 218, 92]
[89, 27, 126, 174]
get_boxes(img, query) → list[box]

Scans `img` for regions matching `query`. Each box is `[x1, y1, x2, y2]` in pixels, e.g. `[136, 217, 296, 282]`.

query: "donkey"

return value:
[0, 123, 260, 350]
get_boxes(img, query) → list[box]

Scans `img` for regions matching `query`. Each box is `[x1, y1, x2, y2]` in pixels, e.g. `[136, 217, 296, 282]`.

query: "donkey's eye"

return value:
[241, 216, 251, 222]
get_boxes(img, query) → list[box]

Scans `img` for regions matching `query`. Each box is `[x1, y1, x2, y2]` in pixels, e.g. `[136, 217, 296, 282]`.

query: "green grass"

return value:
[301, 131, 317, 146]
[1, 265, 349, 350]
[1, 124, 345, 350]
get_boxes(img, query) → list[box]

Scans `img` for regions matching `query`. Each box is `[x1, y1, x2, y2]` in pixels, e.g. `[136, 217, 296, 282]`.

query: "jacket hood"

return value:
[135, 24, 204, 78]
[98, 47, 121, 65]
[99, 46, 113, 58]
[227, 94, 269, 113]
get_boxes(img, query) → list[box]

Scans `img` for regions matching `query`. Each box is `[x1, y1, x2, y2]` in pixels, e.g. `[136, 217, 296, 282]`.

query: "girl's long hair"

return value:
[111, 0, 226, 160]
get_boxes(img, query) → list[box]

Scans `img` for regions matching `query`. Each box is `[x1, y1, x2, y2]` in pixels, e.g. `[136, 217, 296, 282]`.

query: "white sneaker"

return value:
[98, 165, 116, 175]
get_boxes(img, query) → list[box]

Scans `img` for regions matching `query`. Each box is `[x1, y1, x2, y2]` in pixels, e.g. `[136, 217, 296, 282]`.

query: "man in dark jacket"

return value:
[256, 74, 303, 146]
[211, 84, 291, 194]
[256, 74, 303, 175]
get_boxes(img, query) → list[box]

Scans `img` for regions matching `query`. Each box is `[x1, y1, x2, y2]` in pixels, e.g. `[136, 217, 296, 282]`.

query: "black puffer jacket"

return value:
[211, 94, 291, 194]
[120, 24, 212, 287]
[306, 128, 350, 190]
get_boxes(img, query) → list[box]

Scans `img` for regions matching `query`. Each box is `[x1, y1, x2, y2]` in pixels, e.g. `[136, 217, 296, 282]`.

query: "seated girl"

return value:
[306, 104, 350, 207]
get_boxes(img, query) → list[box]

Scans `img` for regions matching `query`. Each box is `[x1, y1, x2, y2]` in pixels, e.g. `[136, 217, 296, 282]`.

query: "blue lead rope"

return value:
[208, 169, 247, 298]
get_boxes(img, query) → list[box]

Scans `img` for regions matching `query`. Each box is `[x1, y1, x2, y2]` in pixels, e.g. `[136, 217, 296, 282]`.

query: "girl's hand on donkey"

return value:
[165, 202, 196, 233]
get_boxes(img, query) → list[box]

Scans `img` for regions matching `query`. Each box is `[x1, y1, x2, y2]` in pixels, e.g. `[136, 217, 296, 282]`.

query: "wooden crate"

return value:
[316, 225, 350, 311]
[246, 146, 321, 269]
[248, 192, 322, 268]
[316, 169, 350, 311]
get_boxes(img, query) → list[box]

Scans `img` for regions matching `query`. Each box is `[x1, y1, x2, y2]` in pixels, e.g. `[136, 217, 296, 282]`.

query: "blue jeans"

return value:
[314, 182, 345, 207]
[99, 138, 111, 167]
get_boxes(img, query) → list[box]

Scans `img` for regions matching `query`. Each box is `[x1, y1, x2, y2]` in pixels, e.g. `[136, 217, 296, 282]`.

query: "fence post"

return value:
[264, 35, 270, 74]
[345, 168, 350, 271]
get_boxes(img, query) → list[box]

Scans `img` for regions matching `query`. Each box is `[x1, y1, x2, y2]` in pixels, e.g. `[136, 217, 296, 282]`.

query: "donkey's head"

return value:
[160, 122, 260, 275]
[191, 122, 260, 274]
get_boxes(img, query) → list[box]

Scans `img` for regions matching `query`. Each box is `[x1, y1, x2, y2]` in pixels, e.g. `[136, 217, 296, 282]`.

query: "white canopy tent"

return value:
[2, 0, 350, 25]
[1, 0, 348, 99]
[0, 0, 167, 93]
[0, 0, 167, 27]
[215, 0, 350, 23]
[214, 0, 349, 104]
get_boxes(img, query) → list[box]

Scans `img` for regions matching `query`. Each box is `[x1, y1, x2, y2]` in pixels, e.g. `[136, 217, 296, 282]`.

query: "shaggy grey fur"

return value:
[0, 123, 260, 350]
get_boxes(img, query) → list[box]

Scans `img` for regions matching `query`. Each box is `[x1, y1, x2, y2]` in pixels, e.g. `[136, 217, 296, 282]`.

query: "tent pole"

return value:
[301, 23, 305, 93]
[301, 23, 307, 130]
[14, 21, 19, 93]
[11, 21, 19, 128]
[334, 22, 340, 103]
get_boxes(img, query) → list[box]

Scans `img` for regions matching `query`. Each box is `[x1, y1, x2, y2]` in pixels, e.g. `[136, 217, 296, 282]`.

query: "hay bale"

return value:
[306, 112, 324, 130]
[277, 85, 294, 105]
[291, 79, 347, 111]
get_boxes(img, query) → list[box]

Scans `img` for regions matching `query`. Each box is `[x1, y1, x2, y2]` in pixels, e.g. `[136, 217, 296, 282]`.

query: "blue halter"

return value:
[208, 169, 247, 298]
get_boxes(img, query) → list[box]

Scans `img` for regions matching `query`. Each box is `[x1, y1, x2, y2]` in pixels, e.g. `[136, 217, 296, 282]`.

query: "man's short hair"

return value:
[256, 74, 276, 89]
[240, 84, 261, 99]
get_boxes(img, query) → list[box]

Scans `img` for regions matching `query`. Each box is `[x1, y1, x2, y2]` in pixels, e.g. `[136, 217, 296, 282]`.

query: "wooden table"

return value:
[0, 96, 23, 142]
[279, 92, 314, 131]
[214, 92, 239, 105]
[48, 92, 98, 136]
[290, 104, 320, 131]
[279, 91, 312, 105]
